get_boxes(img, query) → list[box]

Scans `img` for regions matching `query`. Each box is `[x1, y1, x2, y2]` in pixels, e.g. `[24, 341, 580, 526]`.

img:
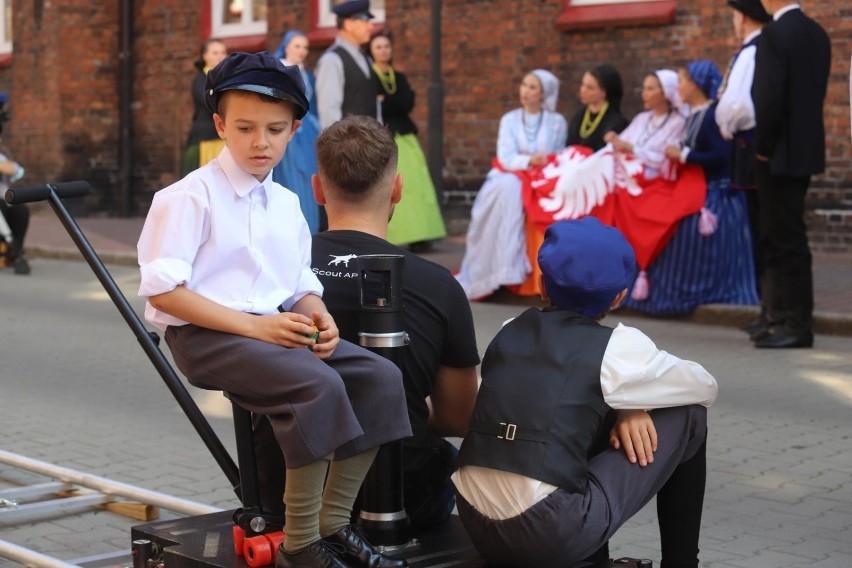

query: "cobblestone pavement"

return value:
[1, 211, 850, 567]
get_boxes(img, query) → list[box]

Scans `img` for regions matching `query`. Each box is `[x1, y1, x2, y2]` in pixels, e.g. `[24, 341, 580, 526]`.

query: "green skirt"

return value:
[387, 133, 447, 245]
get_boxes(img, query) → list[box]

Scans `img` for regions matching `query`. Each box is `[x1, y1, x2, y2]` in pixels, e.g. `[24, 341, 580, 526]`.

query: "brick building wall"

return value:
[1, 0, 850, 250]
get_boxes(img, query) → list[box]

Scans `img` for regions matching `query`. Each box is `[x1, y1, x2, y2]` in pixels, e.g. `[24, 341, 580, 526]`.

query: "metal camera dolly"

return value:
[6, 182, 651, 568]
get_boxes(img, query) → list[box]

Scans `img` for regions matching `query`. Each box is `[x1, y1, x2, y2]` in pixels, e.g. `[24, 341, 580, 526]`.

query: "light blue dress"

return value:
[273, 65, 321, 234]
[455, 108, 568, 299]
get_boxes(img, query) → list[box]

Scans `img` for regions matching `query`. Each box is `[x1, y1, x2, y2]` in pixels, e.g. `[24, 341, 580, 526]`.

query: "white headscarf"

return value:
[531, 69, 560, 113]
[654, 68, 687, 116]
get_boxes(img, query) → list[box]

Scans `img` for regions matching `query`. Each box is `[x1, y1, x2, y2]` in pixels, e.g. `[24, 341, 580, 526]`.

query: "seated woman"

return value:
[567, 64, 629, 151]
[604, 69, 686, 180]
[622, 61, 759, 315]
[271, 30, 323, 234]
[455, 70, 567, 301]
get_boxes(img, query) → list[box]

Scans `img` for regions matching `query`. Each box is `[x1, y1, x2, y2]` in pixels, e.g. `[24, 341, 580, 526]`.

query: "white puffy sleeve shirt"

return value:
[495, 108, 568, 171]
[137, 147, 322, 331]
[715, 35, 760, 140]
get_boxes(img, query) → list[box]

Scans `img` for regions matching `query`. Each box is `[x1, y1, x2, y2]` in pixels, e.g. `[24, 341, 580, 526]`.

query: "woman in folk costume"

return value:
[623, 61, 759, 314]
[604, 70, 686, 180]
[455, 69, 567, 300]
[369, 31, 447, 250]
[567, 64, 630, 152]
[181, 38, 227, 177]
[271, 30, 323, 234]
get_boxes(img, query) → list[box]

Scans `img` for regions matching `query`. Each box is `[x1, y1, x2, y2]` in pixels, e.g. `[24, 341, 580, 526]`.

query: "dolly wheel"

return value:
[244, 532, 285, 567]
[233, 525, 246, 557]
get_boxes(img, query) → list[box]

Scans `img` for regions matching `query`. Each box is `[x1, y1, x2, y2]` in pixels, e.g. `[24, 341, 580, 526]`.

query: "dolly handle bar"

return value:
[5, 181, 91, 204]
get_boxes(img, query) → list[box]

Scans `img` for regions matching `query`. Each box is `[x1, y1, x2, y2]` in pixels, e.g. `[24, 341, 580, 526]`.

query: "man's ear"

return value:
[213, 113, 226, 139]
[290, 119, 302, 138]
[391, 173, 403, 205]
[612, 288, 628, 309]
[311, 174, 327, 205]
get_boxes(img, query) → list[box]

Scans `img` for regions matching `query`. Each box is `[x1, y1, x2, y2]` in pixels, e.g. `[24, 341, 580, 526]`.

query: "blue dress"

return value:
[273, 65, 321, 234]
[624, 102, 759, 315]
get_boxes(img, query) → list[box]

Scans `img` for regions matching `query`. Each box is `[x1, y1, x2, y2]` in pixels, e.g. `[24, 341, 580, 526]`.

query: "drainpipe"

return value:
[118, 0, 133, 216]
[427, 0, 444, 198]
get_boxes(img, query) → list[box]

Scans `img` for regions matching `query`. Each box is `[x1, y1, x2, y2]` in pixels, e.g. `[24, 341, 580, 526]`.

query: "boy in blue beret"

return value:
[453, 217, 718, 568]
[137, 51, 410, 568]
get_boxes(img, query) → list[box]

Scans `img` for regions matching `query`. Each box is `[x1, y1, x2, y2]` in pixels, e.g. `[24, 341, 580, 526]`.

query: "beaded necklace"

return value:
[372, 63, 397, 95]
[522, 110, 544, 147]
[579, 101, 609, 139]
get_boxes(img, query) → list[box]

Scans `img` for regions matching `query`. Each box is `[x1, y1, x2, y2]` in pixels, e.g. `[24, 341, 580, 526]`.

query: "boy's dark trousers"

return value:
[456, 405, 708, 568]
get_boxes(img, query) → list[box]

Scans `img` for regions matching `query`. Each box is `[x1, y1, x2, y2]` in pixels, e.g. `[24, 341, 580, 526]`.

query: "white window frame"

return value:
[316, 0, 386, 29]
[0, 0, 12, 55]
[211, 0, 267, 39]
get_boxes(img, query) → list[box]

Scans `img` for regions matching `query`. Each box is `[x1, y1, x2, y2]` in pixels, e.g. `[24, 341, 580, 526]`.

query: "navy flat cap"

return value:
[204, 51, 309, 119]
[332, 0, 374, 19]
[538, 218, 636, 318]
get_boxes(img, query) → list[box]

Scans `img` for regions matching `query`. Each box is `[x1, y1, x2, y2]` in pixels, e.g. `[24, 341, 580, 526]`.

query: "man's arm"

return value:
[752, 24, 786, 158]
[315, 51, 345, 129]
[426, 365, 478, 437]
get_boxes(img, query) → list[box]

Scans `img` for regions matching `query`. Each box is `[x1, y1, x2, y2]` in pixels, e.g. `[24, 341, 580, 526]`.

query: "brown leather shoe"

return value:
[275, 539, 350, 568]
[323, 525, 407, 568]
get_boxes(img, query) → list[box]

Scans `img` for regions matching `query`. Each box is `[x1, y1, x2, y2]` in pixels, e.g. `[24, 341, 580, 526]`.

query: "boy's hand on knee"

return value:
[253, 312, 318, 348]
[308, 310, 340, 360]
[610, 410, 658, 467]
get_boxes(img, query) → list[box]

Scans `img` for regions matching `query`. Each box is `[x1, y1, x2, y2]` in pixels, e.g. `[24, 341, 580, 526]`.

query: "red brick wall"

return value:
[1, 0, 850, 249]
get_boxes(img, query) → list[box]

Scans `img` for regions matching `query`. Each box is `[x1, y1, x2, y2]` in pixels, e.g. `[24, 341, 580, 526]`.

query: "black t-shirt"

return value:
[312, 230, 480, 448]
[566, 105, 630, 151]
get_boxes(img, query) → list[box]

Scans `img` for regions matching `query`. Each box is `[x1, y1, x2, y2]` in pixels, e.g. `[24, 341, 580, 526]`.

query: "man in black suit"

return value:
[750, 0, 831, 348]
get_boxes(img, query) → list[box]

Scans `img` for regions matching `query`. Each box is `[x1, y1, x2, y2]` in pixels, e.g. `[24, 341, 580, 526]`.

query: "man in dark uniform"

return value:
[315, 0, 379, 129]
[751, 0, 831, 348]
[715, 0, 771, 308]
[311, 115, 480, 530]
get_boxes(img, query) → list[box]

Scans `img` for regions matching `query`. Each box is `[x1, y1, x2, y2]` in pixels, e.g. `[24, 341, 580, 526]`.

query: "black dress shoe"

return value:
[754, 329, 814, 349]
[324, 525, 407, 568]
[275, 539, 350, 568]
[741, 317, 766, 336]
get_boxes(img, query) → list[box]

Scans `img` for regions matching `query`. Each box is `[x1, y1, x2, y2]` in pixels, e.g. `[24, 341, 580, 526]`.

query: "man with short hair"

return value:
[312, 116, 480, 530]
[750, 0, 831, 348]
[315, 0, 379, 129]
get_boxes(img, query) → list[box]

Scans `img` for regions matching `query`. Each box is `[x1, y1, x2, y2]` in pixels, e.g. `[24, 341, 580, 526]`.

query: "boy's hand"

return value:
[610, 409, 658, 467]
[253, 312, 318, 349]
[308, 310, 340, 360]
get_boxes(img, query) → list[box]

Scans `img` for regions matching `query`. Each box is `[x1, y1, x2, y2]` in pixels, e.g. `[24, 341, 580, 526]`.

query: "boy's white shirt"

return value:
[137, 146, 322, 331]
[453, 321, 718, 520]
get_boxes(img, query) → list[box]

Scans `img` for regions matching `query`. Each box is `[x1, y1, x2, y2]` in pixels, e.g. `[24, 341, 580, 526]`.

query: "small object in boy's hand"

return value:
[302, 325, 320, 349]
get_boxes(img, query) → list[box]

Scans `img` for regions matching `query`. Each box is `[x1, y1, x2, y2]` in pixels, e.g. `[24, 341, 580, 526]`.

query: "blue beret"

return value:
[538, 218, 636, 318]
[332, 0, 374, 19]
[204, 51, 309, 119]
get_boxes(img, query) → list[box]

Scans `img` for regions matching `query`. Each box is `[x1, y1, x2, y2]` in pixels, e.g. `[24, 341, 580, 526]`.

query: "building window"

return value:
[309, 0, 386, 45]
[211, 0, 268, 39]
[556, 0, 677, 31]
[0, 0, 12, 55]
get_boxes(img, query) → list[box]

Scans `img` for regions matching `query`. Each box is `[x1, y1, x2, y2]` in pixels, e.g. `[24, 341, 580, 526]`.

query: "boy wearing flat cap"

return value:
[453, 217, 718, 568]
[137, 51, 410, 568]
[315, 0, 379, 129]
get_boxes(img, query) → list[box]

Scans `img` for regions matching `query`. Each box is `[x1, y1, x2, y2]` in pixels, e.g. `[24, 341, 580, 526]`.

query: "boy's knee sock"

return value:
[283, 454, 332, 552]
[657, 437, 707, 568]
[319, 447, 379, 536]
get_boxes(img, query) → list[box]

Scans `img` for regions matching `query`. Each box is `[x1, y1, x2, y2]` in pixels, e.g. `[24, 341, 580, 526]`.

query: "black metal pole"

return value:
[355, 255, 410, 547]
[6, 182, 241, 492]
[118, 0, 134, 216]
[427, 0, 444, 198]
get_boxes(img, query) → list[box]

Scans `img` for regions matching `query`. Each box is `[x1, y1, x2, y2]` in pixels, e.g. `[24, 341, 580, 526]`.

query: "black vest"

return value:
[331, 46, 378, 119]
[730, 34, 761, 190]
[458, 308, 613, 494]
